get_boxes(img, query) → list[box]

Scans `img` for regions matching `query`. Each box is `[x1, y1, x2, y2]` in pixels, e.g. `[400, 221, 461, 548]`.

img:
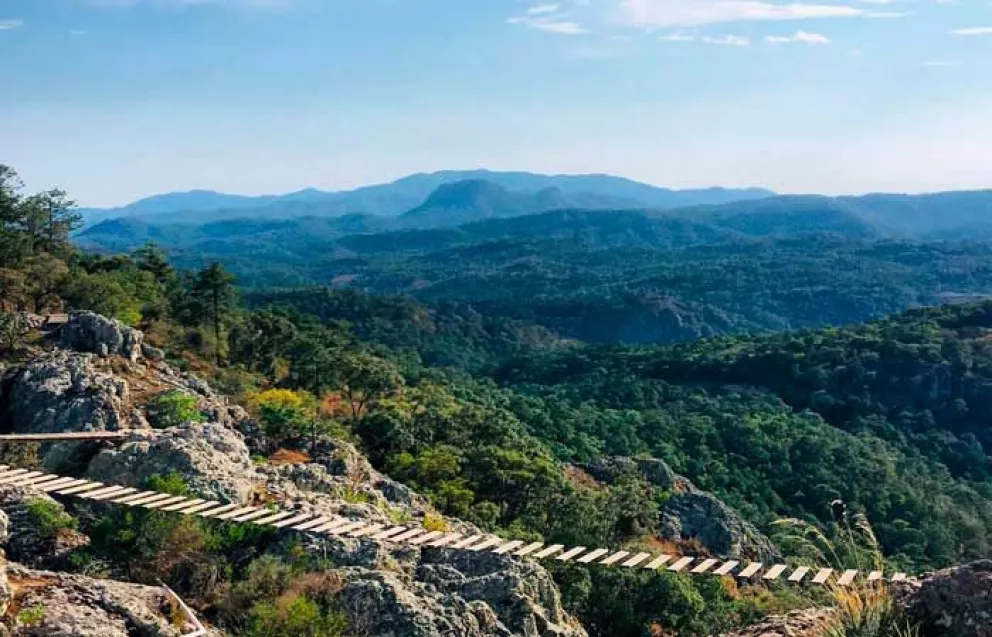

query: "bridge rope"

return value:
[0, 466, 910, 587]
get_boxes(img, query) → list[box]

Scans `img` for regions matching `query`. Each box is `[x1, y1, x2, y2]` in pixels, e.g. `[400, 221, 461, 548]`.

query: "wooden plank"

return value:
[555, 546, 588, 562]
[0, 470, 40, 485]
[314, 519, 358, 534]
[127, 493, 179, 507]
[737, 563, 764, 578]
[10, 473, 60, 487]
[514, 542, 544, 557]
[86, 486, 137, 501]
[348, 524, 386, 538]
[173, 501, 223, 516]
[429, 533, 464, 548]
[0, 431, 130, 443]
[409, 531, 446, 546]
[294, 517, 336, 531]
[110, 491, 158, 505]
[600, 551, 630, 566]
[764, 564, 788, 581]
[668, 556, 695, 572]
[891, 573, 907, 582]
[812, 568, 834, 585]
[691, 558, 720, 574]
[866, 571, 884, 583]
[643, 555, 673, 570]
[36, 477, 80, 492]
[55, 481, 103, 495]
[621, 553, 651, 568]
[837, 570, 859, 586]
[788, 566, 811, 582]
[231, 508, 279, 523]
[450, 535, 487, 550]
[249, 511, 297, 526]
[144, 496, 192, 510]
[577, 549, 610, 564]
[196, 503, 242, 518]
[326, 521, 369, 536]
[372, 526, 409, 540]
[533, 544, 565, 559]
[215, 506, 260, 521]
[492, 540, 525, 555]
[468, 537, 505, 552]
[713, 561, 740, 576]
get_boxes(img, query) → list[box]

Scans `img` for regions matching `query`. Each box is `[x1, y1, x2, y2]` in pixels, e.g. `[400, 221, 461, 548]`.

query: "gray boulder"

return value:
[717, 608, 835, 637]
[661, 488, 780, 562]
[3, 562, 194, 637]
[60, 311, 144, 362]
[0, 485, 89, 569]
[86, 422, 257, 503]
[902, 560, 992, 637]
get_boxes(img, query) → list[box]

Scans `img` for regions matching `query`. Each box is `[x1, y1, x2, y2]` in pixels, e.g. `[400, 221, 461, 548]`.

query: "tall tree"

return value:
[0, 164, 28, 268]
[191, 262, 236, 365]
[20, 188, 80, 256]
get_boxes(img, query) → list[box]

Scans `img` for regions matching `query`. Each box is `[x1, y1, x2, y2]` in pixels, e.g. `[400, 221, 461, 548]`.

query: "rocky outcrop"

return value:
[1, 350, 135, 437]
[86, 422, 258, 503]
[59, 311, 144, 362]
[661, 488, 780, 562]
[577, 456, 777, 562]
[0, 485, 89, 569]
[901, 560, 992, 637]
[717, 608, 835, 637]
[2, 563, 197, 637]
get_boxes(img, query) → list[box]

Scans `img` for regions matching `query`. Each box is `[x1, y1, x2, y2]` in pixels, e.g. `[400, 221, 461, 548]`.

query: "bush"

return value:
[25, 498, 77, 540]
[146, 390, 204, 429]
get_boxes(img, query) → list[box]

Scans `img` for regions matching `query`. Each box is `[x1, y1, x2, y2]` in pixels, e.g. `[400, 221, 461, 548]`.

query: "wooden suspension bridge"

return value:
[0, 465, 910, 587]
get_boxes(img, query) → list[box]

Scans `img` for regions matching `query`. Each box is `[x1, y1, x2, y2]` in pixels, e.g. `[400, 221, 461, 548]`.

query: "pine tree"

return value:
[191, 262, 236, 365]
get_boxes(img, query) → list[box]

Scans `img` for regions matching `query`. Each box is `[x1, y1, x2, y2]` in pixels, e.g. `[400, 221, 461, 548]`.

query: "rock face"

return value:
[2, 562, 195, 637]
[0, 485, 89, 569]
[86, 422, 258, 503]
[577, 456, 777, 562]
[59, 311, 144, 362]
[902, 560, 992, 637]
[661, 488, 780, 562]
[1, 350, 134, 437]
[717, 608, 835, 637]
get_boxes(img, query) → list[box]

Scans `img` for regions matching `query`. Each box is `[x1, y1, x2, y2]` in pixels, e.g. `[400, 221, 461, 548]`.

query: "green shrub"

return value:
[25, 498, 77, 540]
[16, 605, 46, 627]
[146, 390, 205, 429]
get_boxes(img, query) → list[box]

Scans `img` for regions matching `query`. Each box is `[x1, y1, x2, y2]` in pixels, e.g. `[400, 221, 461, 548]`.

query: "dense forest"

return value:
[4, 163, 991, 636]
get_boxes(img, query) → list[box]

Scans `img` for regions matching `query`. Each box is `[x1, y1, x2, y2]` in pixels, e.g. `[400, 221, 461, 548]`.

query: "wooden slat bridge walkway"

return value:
[0, 431, 134, 443]
[0, 465, 910, 587]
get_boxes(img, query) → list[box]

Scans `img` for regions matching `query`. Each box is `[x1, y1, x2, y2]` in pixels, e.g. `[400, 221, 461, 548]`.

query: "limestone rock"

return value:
[660, 488, 780, 562]
[4, 563, 194, 637]
[2, 350, 133, 436]
[86, 422, 258, 503]
[59, 311, 144, 362]
[717, 608, 835, 637]
[902, 560, 992, 637]
[141, 344, 165, 362]
[0, 485, 89, 569]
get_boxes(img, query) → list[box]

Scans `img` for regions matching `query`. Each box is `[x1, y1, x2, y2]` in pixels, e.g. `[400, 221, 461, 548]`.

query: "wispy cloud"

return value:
[923, 60, 961, 67]
[0, 19, 23, 30]
[659, 32, 696, 42]
[528, 3, 562, 14]
[765, 30, 831, 44]
[701, 34, 750, 45]
[951, 26, 992, 36]
[509, 5, 589, 35]
[619, 0, 902, 28]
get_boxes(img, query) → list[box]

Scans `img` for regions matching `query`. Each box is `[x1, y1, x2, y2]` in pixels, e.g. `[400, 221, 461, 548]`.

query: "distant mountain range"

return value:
[77, 169, 776, 226]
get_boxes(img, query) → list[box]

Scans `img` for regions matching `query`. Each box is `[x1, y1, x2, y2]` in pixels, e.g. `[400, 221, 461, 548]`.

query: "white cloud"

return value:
[0, 19, 23, 30]
[701, 34, 750, 45]
[765, 30, 831, 44]
[951, 26, 992, 36]
[527, 3, 562, 14]
[659, 32, 696, 41]
[508, 10, 589, 35]
[618, 0, 899, 28]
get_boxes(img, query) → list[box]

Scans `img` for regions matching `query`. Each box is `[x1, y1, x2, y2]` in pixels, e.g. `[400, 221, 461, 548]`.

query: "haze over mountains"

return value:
[77, 169, 776, 226]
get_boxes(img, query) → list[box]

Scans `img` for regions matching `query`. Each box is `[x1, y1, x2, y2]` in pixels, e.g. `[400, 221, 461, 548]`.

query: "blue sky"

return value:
[1, 0, 991, 206]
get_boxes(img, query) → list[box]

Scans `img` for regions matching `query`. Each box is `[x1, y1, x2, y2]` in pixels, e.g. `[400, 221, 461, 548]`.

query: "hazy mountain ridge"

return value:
[77, 169, 776, 226]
